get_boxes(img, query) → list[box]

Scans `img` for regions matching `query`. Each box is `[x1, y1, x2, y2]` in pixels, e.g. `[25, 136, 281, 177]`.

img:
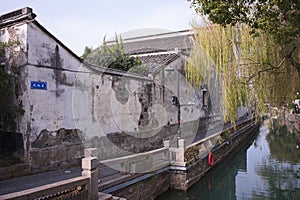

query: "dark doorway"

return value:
[0, 131, 24, 167]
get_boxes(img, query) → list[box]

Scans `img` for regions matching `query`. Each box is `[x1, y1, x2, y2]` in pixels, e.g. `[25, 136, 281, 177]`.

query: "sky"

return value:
[0, 0, 199, 56]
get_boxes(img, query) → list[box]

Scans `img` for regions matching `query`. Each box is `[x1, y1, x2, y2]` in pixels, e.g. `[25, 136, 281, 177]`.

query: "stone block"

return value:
[82, 157, 98, 170]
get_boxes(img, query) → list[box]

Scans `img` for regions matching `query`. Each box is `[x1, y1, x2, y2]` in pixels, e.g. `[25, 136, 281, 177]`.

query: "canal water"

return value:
[157, 121, 300, 199]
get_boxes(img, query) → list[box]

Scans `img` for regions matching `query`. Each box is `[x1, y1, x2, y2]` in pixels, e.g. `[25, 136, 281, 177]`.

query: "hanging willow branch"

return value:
[186, 22, 300, 124]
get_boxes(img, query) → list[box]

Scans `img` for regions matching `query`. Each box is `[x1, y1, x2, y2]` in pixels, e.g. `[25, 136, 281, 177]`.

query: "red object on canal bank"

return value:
[208, 151, 215, 166]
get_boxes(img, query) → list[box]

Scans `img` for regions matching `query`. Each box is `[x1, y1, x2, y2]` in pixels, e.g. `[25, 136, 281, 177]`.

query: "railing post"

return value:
[176, 139, 186, 162]
[120, 161, 129, 174]
[82, 149, 99, 200]
[163, 140, 170, 160]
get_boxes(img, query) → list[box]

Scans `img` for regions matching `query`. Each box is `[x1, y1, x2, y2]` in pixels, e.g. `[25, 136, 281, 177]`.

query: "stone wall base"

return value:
[0, 163, 29, 180]
[30, 143, 84, 174]
[110, 172, 170, 200]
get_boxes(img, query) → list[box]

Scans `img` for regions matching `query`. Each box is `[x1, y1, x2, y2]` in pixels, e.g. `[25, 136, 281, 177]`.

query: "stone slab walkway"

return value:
[0, 167, 82, 195]
[0, 164, 124, 196]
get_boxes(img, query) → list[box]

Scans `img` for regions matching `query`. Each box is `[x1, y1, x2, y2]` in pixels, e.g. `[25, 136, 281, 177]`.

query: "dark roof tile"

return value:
[123, 34, 194, 54]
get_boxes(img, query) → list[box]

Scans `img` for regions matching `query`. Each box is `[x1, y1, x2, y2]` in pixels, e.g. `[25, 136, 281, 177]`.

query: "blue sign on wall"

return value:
[31, 81, 47, 90]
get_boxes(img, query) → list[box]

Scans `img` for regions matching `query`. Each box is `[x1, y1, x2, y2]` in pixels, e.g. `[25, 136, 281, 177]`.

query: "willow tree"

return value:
[186, 23, 300, 123]
[186, 0, 300, 123]
[0, 42, 25, 131]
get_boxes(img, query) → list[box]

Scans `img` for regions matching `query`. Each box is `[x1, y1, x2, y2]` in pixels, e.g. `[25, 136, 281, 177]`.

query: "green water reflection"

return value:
[157, 121, 300, 199]
[267, 119, 300, 164]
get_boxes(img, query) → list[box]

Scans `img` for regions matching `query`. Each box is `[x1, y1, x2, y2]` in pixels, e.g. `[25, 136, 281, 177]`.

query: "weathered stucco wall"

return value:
[0, 9, 251, 174]
[1, 19, 204, 172]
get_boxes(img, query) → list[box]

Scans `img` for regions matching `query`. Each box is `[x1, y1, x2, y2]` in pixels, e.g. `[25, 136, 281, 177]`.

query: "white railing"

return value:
[99, 146, 171, 174]
[184, 118, 256, 165]
[96, 117, 256, 171]
[0, 151, 100, 200]
[97, 138, 189, 172]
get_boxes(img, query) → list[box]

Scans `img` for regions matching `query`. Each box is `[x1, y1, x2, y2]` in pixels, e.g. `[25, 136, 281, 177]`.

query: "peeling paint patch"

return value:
[112, 77, 129, 105]
[32, 128, 81, 148]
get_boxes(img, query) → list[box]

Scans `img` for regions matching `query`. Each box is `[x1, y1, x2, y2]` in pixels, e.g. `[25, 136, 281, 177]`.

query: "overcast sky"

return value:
[0, 0, 199, 56]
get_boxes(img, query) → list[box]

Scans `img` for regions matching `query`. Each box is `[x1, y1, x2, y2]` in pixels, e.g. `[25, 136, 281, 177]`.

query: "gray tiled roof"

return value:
[139, 53, 179, 65]
[106, 30, 194, 74]
[122, 33, 194, 55]
[139, 53, 181, 74]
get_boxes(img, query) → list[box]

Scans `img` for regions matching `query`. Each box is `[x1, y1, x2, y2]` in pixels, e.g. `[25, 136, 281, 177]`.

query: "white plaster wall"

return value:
[12, 21, 201, 143]
[25, 22, 91, 142]
[26, 66, 76, 138]
[27, 23, 80, 70]
[156, 59, 204, 124]
[25, 22, 151, 140]
[72, 73, 144, 138]
[5, 19, 248, 147]
[109, 78, 142, 133]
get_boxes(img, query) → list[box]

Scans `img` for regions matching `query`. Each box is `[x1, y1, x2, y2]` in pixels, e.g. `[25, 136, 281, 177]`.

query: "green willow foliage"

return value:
[0, 42, 13, 97]
[188, 0, 300, 46]
[0, 42, 25, 131]
[84, 35, 145, 74]
[186, 24, 300, 123]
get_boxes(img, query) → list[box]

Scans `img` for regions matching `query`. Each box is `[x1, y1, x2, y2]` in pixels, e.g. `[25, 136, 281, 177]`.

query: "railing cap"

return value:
[84, 148, 97, 157]
[82, 156, 98, 170]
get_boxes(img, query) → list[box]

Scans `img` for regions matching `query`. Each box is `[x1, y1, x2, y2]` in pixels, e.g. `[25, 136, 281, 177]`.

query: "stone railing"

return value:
[184, 131, 223, 165]
[95, 130, 231, 173]
[168, 135, 220, 167]
[99, 146, 171, 174]
[96, 138, 192, 173]
[168, 139, 186, 166]
[0, 176, 89, 200]
[183, 118, 256, 165]
[0, 152, 100, 200]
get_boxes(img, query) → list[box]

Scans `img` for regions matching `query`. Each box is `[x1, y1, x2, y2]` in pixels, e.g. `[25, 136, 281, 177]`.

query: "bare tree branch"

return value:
[241, 44, 299, 83]
[286, 44, 300, 73]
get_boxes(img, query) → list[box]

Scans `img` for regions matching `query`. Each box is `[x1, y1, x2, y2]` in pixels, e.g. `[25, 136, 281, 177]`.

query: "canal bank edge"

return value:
[102, 118, 260, 199]
[170, 120, 260, 191]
